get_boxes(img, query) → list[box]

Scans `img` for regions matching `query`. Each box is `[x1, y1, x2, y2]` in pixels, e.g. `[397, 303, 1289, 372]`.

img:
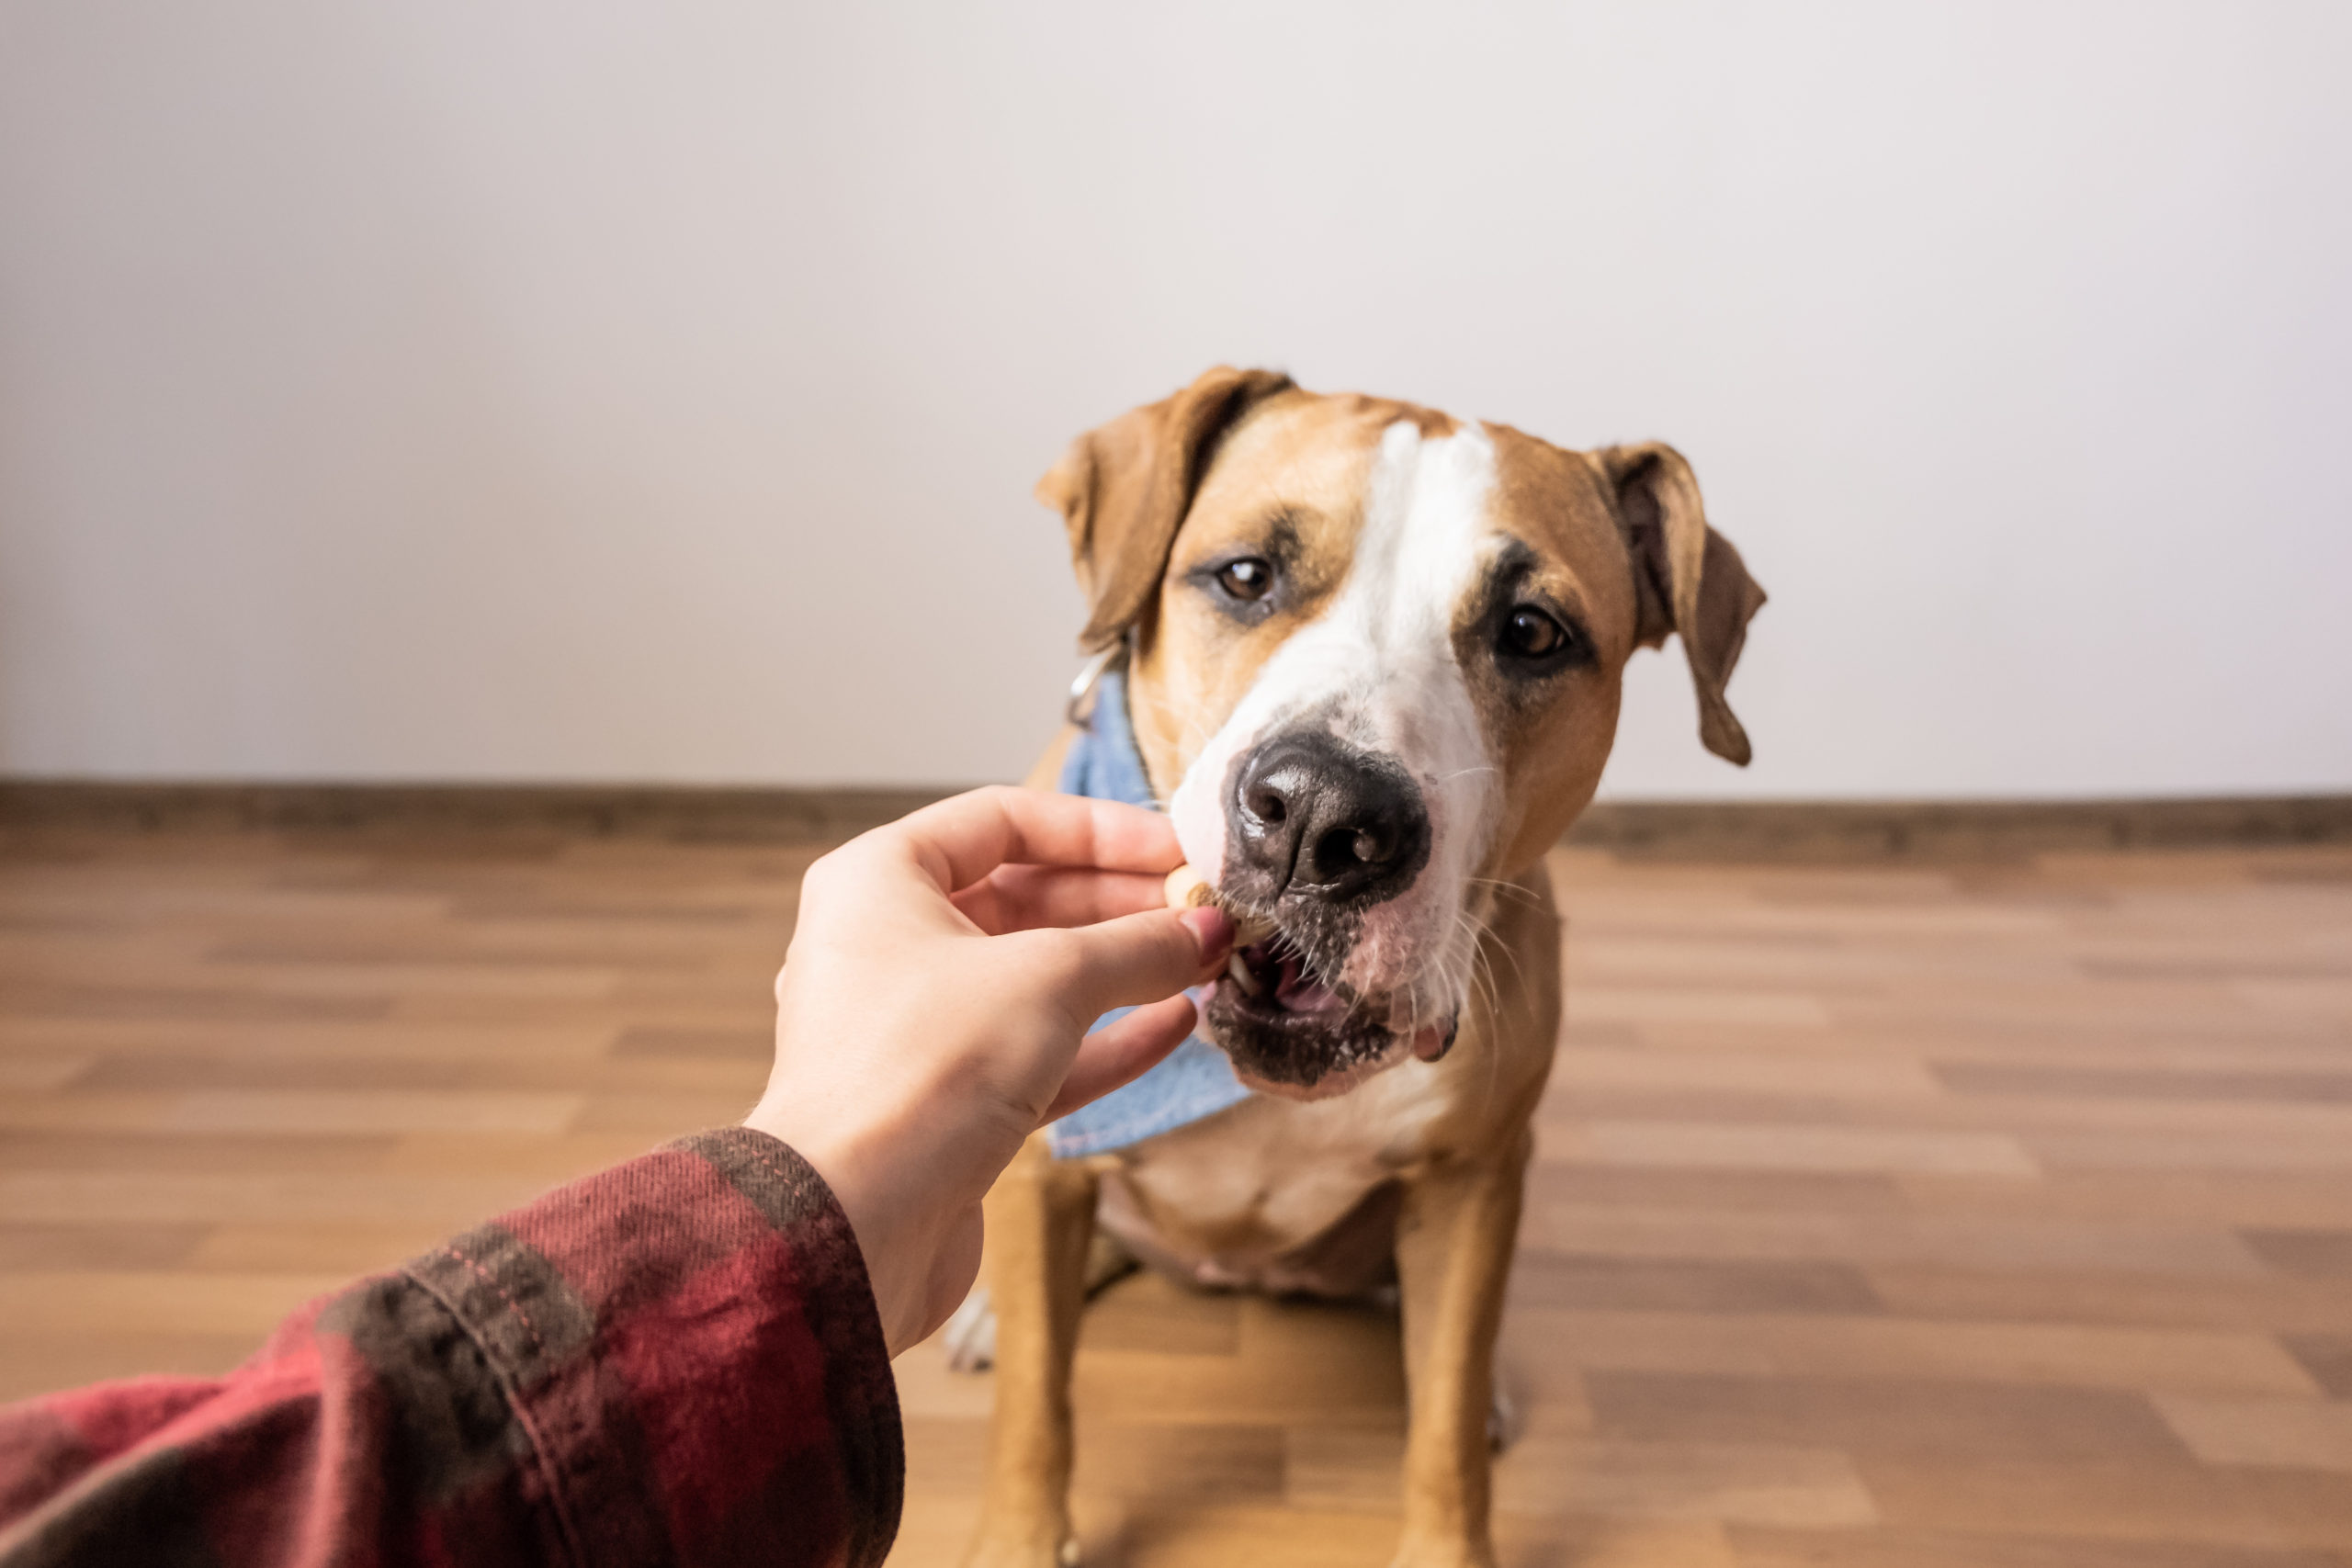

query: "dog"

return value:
[956, 367, 1764, 1568]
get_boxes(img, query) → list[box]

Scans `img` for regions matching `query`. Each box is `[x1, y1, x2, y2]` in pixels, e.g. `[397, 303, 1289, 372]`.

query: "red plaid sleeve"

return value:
[0, 1128, 903, 1568]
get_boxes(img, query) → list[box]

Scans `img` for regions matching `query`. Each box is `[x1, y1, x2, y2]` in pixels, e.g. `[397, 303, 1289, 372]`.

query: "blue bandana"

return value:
[1045, 666, 1254, 1158]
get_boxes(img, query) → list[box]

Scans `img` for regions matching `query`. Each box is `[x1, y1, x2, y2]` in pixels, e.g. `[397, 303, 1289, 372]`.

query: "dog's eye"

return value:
[1498, 605, 1569, 660]
[1216, 558, 1275, 602]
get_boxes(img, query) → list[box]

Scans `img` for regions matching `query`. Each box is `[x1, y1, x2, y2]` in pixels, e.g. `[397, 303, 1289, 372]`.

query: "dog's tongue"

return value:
[1274, 953, 1345, 1015]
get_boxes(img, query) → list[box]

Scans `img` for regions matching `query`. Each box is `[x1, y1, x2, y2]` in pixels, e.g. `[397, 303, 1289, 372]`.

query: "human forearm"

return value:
[0, 1129, 901, 1568]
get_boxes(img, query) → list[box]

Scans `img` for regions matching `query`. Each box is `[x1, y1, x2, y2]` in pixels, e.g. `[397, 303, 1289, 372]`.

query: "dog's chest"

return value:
[1091, 1054, 1481, 1294]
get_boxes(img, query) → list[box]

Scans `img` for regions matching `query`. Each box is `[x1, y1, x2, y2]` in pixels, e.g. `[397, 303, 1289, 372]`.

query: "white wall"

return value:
[3, 2, 2346, 798]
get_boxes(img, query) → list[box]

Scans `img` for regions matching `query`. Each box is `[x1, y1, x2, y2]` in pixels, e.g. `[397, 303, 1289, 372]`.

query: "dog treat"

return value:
[1165, 863, 1279, 957]
[1164, 863, 1216, 911]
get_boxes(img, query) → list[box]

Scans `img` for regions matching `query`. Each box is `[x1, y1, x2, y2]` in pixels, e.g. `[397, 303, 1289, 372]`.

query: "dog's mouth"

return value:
[1223, 935, 1348, 1017]
[1198, 924, 1456, 1100]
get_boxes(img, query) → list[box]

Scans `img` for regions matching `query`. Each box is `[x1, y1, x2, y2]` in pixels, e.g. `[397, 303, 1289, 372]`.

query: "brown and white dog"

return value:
[964, 367, 1764, 1568]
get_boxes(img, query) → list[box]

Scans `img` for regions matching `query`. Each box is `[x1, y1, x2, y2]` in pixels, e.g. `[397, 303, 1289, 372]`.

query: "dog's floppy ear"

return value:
[1600, 442, 1767, 766]
[1039, 366, 1295, 651]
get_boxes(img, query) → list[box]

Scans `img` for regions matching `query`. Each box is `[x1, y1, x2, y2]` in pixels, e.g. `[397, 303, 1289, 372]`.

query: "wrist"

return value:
[743, 1100, 911, 1344]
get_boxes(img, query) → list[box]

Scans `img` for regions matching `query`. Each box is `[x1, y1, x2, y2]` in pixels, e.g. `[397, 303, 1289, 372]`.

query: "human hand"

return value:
[745, 786, 1237, 1356]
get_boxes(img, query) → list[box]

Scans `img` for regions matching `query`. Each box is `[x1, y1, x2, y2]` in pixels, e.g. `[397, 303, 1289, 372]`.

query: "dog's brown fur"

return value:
[965, 369, 1763, 1568]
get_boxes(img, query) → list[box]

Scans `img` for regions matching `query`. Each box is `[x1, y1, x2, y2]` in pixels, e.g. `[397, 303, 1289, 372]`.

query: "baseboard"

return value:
[2, 780, 2347, 859]
[0, 781, 957, 843]
[1564, 795, 2352, 859]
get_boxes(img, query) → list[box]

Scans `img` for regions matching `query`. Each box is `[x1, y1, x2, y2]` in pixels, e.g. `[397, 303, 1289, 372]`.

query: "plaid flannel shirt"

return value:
[0, 1128, 903, 1568]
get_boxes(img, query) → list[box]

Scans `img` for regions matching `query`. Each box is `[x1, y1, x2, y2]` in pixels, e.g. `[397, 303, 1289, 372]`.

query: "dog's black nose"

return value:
[1229, 731, 1430, 905]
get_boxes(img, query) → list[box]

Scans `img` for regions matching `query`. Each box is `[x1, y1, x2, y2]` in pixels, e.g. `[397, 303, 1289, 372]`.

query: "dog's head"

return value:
[1043, 367, 1765, 1100]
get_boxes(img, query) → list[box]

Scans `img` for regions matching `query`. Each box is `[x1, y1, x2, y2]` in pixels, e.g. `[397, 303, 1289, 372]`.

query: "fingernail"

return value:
[1179, 904, 1235, 963]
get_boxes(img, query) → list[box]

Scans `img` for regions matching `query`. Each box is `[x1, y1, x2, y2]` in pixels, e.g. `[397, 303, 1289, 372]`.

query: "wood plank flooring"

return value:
[3, 821, 2350, 1565]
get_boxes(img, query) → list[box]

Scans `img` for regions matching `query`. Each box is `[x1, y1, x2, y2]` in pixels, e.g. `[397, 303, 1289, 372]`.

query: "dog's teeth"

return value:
[1227, 951, 1261, 997]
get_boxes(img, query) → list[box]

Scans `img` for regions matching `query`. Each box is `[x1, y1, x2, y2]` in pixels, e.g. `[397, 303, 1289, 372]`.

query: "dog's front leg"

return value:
[1390, 1130, 1532, 1568]
[963, 1133, 1098, 1568]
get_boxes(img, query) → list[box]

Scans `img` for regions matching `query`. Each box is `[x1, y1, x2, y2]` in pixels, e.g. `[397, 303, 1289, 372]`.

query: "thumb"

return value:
[1049, 905, 1234, 1024]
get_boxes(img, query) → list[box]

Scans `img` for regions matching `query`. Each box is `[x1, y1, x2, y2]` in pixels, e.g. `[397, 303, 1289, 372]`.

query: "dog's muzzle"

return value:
[1201, 729, 1449, 1097]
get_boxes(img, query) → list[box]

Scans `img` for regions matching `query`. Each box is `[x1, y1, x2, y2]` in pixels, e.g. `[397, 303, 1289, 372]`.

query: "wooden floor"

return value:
[4, 822, 2351, 1566]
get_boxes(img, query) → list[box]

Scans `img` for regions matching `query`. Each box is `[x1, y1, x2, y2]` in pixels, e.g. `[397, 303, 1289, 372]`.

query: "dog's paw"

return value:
[1387, 1540, 1497, 1568]
[958, 1532, 1077, 1568]
[942, 1285, 996, 1372]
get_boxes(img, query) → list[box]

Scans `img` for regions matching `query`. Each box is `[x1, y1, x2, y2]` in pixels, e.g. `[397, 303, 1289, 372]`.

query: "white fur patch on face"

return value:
[1170, 421, 1501, 1023]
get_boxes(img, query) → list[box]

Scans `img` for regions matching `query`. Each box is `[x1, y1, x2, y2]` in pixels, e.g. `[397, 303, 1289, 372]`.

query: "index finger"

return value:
[877, 785, 1185, 896]
[950, 864, 1172, 935]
